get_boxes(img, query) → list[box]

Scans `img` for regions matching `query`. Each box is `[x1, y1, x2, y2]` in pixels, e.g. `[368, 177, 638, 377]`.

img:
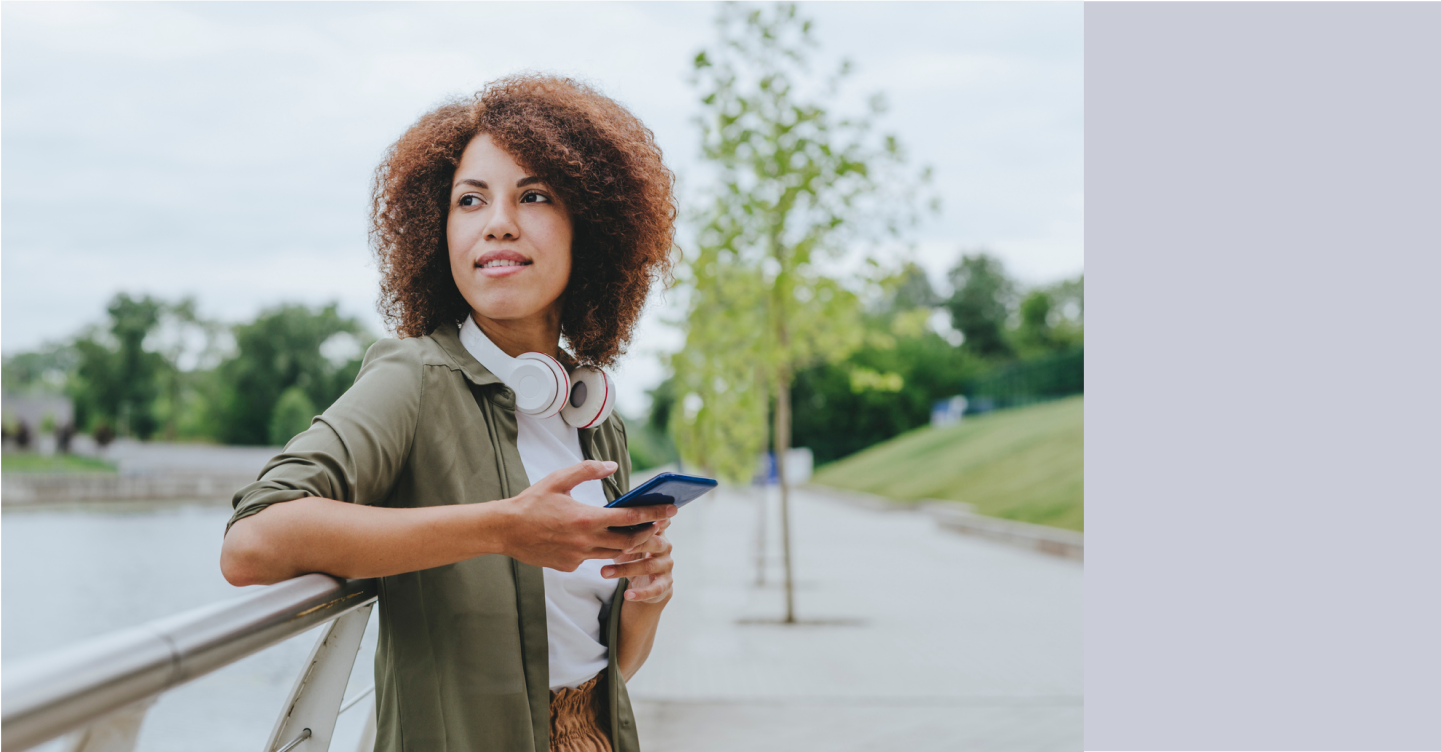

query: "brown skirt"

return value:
[549, 669, 612, 752]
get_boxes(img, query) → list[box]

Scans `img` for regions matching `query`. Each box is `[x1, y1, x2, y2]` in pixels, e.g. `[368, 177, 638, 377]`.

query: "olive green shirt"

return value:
[227, 323, 641, 752]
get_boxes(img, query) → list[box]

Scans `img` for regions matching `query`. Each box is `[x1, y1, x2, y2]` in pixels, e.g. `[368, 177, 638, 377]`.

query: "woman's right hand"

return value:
[494, 460, 676, 572]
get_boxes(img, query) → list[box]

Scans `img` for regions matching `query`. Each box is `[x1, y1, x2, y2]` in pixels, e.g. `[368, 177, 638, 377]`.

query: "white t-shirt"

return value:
[458, 316, 615, 691]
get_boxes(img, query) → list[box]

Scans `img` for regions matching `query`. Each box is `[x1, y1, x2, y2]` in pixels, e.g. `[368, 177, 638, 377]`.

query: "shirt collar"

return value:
[459, 315, 519, 382]
[428, 321, 504, 388]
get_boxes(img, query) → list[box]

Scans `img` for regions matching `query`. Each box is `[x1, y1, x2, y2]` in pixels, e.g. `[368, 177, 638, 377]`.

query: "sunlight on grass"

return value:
[812, 396, 1083, 531]
[2, 453, 118, 474]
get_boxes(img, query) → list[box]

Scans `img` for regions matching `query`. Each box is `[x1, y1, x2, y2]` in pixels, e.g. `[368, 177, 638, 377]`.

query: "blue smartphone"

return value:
[605, 472, 718, 533]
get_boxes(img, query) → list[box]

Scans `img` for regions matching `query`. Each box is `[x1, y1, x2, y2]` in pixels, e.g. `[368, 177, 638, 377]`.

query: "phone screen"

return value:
[605, 473, 717, 532]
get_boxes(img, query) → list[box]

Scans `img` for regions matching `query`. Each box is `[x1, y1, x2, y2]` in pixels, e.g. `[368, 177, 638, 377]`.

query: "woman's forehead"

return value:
[454, 135, 532, 186]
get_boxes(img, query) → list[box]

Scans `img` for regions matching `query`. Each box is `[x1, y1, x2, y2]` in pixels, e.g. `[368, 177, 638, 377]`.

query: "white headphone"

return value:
[509, 351, 616, 428]
[462, 318, 616, 429]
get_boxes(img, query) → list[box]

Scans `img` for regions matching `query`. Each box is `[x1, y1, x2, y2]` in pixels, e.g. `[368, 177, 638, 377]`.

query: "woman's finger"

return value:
[601, 554, 669, 580]
[625, 573, 673, 602]
[631, 531, 672, 555]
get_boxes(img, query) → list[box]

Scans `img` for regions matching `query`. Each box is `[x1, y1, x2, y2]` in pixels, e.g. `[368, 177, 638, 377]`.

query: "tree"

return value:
[1013, 274, 1084, 359]
[216, 303, 369, 445]
[70, 293, 168, 438]
[945, 252, 1017, 359]
[268, 385, 318, 446]
[1013, 290, 1059, 357]
[2, 341, 79, 396]
[673, 2, 933, 622]
[881, 261, 940, 313]
[147, 298, 225, 441]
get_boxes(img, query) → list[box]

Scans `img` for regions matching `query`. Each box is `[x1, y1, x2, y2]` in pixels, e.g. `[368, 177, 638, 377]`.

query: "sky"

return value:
[1, 1, 1082, 416]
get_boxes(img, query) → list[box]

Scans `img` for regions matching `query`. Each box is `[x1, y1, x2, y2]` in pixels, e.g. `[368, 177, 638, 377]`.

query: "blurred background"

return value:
[2, 2, 1082, 751]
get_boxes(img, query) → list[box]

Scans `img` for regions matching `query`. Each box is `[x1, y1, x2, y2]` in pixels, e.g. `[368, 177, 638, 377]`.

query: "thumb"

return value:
[543, 460, 618, 494]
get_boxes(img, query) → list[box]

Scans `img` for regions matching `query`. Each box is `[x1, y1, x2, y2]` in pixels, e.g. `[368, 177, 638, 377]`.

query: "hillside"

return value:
[811, 396, 1083, 531]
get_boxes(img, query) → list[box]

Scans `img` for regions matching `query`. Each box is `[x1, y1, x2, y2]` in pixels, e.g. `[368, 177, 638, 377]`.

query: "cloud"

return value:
[851, 52, 1013, 94]
[3, 2, 1082, 408]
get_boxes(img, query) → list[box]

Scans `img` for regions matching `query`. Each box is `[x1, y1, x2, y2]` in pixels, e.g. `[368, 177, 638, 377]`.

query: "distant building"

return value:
[2, 392, 74, 432]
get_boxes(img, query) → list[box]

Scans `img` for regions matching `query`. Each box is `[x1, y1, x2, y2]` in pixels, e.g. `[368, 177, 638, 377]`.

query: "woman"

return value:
[219, 74, 679, 752]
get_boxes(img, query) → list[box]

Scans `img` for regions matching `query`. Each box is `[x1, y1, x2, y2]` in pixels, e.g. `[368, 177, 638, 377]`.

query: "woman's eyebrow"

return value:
[452, 176, 545, 191]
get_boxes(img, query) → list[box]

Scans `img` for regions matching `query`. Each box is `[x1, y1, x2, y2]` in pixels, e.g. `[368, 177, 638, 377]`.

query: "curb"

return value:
[803, 484, 1083, 562]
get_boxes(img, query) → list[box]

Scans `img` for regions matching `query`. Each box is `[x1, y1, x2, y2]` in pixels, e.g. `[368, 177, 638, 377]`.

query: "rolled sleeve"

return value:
[225, 338, 423, 534]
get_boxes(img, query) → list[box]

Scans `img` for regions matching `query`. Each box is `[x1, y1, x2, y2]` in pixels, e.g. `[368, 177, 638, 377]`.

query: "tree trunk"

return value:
[755, 476, 769, 587]
[166, 372, 180, 442]
[774, 364, 796, 624]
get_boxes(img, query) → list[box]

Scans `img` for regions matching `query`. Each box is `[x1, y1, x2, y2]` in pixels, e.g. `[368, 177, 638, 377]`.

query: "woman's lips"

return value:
[477, 261, 530, 278]
[476, 252, 532, 278]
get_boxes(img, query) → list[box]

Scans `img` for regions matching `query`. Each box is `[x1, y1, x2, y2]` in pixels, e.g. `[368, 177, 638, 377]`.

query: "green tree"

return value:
[2, 342, 79, 396]
[881, 261, 940, 313]
[945, 252, 1017, 359]
[268, 385, 318, 446]
[147, 298, 225, 441]
[674, 2, 933, 622]
[69, 294, 168, 438]
[1013, 290, 1058, 357]
[216, 303, 369, 445]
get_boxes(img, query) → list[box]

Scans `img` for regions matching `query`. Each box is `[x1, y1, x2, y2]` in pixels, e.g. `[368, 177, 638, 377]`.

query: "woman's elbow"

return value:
[220, 520, 283, 587]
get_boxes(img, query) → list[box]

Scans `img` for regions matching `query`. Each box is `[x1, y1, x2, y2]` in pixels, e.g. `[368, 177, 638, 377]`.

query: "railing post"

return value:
[263, 604, 373, 752]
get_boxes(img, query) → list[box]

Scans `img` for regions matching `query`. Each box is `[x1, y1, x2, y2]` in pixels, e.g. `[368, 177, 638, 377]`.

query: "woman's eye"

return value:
[521, 191, 550, 203]
[458, 195, 483, 207]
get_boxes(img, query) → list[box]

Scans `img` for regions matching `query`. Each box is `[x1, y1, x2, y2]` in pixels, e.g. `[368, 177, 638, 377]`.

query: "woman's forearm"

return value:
[220, 461, 672, 587]
[617, 594, 670, 682]
[220, 497, 508, 586]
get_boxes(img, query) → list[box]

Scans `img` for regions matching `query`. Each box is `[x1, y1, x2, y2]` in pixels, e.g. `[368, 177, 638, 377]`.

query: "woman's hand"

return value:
[496, 460, 677, 572]
[602, 517, 674, 603]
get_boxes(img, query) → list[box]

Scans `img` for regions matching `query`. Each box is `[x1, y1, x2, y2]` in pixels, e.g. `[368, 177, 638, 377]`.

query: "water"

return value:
[2, 499, 378, 752]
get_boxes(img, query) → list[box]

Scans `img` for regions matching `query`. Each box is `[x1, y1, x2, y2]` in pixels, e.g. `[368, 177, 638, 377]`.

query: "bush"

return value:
[268, 386, 317, 446]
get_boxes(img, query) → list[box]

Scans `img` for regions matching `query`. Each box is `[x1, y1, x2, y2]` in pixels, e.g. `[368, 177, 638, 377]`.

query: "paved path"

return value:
[626, 483, 1082, 752]
[80, 439, 282, 476]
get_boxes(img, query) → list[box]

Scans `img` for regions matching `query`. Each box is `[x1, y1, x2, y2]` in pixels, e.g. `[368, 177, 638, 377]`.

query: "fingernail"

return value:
[625, 591, 637, 600]
[667, 505, 678, 517]
[602, 461, 617, 471]
[602, 567, 614, 578]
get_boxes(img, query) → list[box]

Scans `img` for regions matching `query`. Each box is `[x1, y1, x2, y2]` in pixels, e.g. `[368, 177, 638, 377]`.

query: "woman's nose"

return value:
[484, 201, 520, 241]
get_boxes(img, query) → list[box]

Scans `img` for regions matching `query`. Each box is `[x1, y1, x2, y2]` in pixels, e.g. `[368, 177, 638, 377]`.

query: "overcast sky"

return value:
[1, 1, 1082, 415]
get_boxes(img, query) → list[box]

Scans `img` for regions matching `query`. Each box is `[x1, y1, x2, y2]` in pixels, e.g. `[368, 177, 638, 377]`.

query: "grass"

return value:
[2, 452, 118, 474]
[811, 396, 1083, 531]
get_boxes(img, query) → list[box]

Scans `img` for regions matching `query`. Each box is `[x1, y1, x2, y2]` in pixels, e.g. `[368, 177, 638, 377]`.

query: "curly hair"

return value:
[370, 73, 676, 368]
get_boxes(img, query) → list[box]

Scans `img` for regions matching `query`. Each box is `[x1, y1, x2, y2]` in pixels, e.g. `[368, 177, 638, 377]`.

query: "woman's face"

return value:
[447, 134, 573, 327]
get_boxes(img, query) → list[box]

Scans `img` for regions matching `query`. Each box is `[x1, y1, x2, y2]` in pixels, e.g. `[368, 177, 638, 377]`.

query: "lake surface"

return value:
[2, 499, 378, 752]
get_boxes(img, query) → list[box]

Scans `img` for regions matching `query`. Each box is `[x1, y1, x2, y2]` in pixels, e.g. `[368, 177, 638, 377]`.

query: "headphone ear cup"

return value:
[511, 352, 569, 418]
[561, 367, 615, 429]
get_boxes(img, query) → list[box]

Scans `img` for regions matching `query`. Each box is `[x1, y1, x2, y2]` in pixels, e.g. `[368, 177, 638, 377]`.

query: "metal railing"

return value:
[2, 574, 379, 752]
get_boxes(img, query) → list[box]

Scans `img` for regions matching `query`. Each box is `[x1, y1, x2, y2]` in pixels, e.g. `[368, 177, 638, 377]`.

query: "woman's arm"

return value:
[604, 520, 675, 681]
[221, 460, 676, 586]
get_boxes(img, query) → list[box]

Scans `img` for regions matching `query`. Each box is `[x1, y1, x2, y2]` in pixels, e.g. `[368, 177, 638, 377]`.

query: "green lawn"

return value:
[811, 396, 1083, 531]
[1, 452, 118, 474]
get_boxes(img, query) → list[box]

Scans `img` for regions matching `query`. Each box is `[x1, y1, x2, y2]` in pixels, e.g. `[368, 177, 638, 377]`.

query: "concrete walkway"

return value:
[626, 483, 1082, 752]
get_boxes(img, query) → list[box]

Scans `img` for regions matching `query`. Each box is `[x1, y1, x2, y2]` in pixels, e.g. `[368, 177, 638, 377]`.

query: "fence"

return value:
[963, 348, 1083, 414]
[2, 575, 379, 752]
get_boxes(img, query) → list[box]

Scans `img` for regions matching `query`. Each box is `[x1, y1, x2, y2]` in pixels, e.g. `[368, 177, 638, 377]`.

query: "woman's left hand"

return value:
[602, 518, 673, 603]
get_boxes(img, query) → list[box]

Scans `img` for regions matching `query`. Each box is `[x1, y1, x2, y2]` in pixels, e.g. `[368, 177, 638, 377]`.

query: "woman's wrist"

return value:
[467, 498, 517, 559]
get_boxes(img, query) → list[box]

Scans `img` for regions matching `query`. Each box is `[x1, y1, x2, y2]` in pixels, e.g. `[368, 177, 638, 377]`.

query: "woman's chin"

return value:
[470, 297, 554, 324]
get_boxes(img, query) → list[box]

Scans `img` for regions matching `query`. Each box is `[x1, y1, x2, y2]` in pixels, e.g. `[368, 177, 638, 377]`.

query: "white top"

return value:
[458, 316, 615, 691]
